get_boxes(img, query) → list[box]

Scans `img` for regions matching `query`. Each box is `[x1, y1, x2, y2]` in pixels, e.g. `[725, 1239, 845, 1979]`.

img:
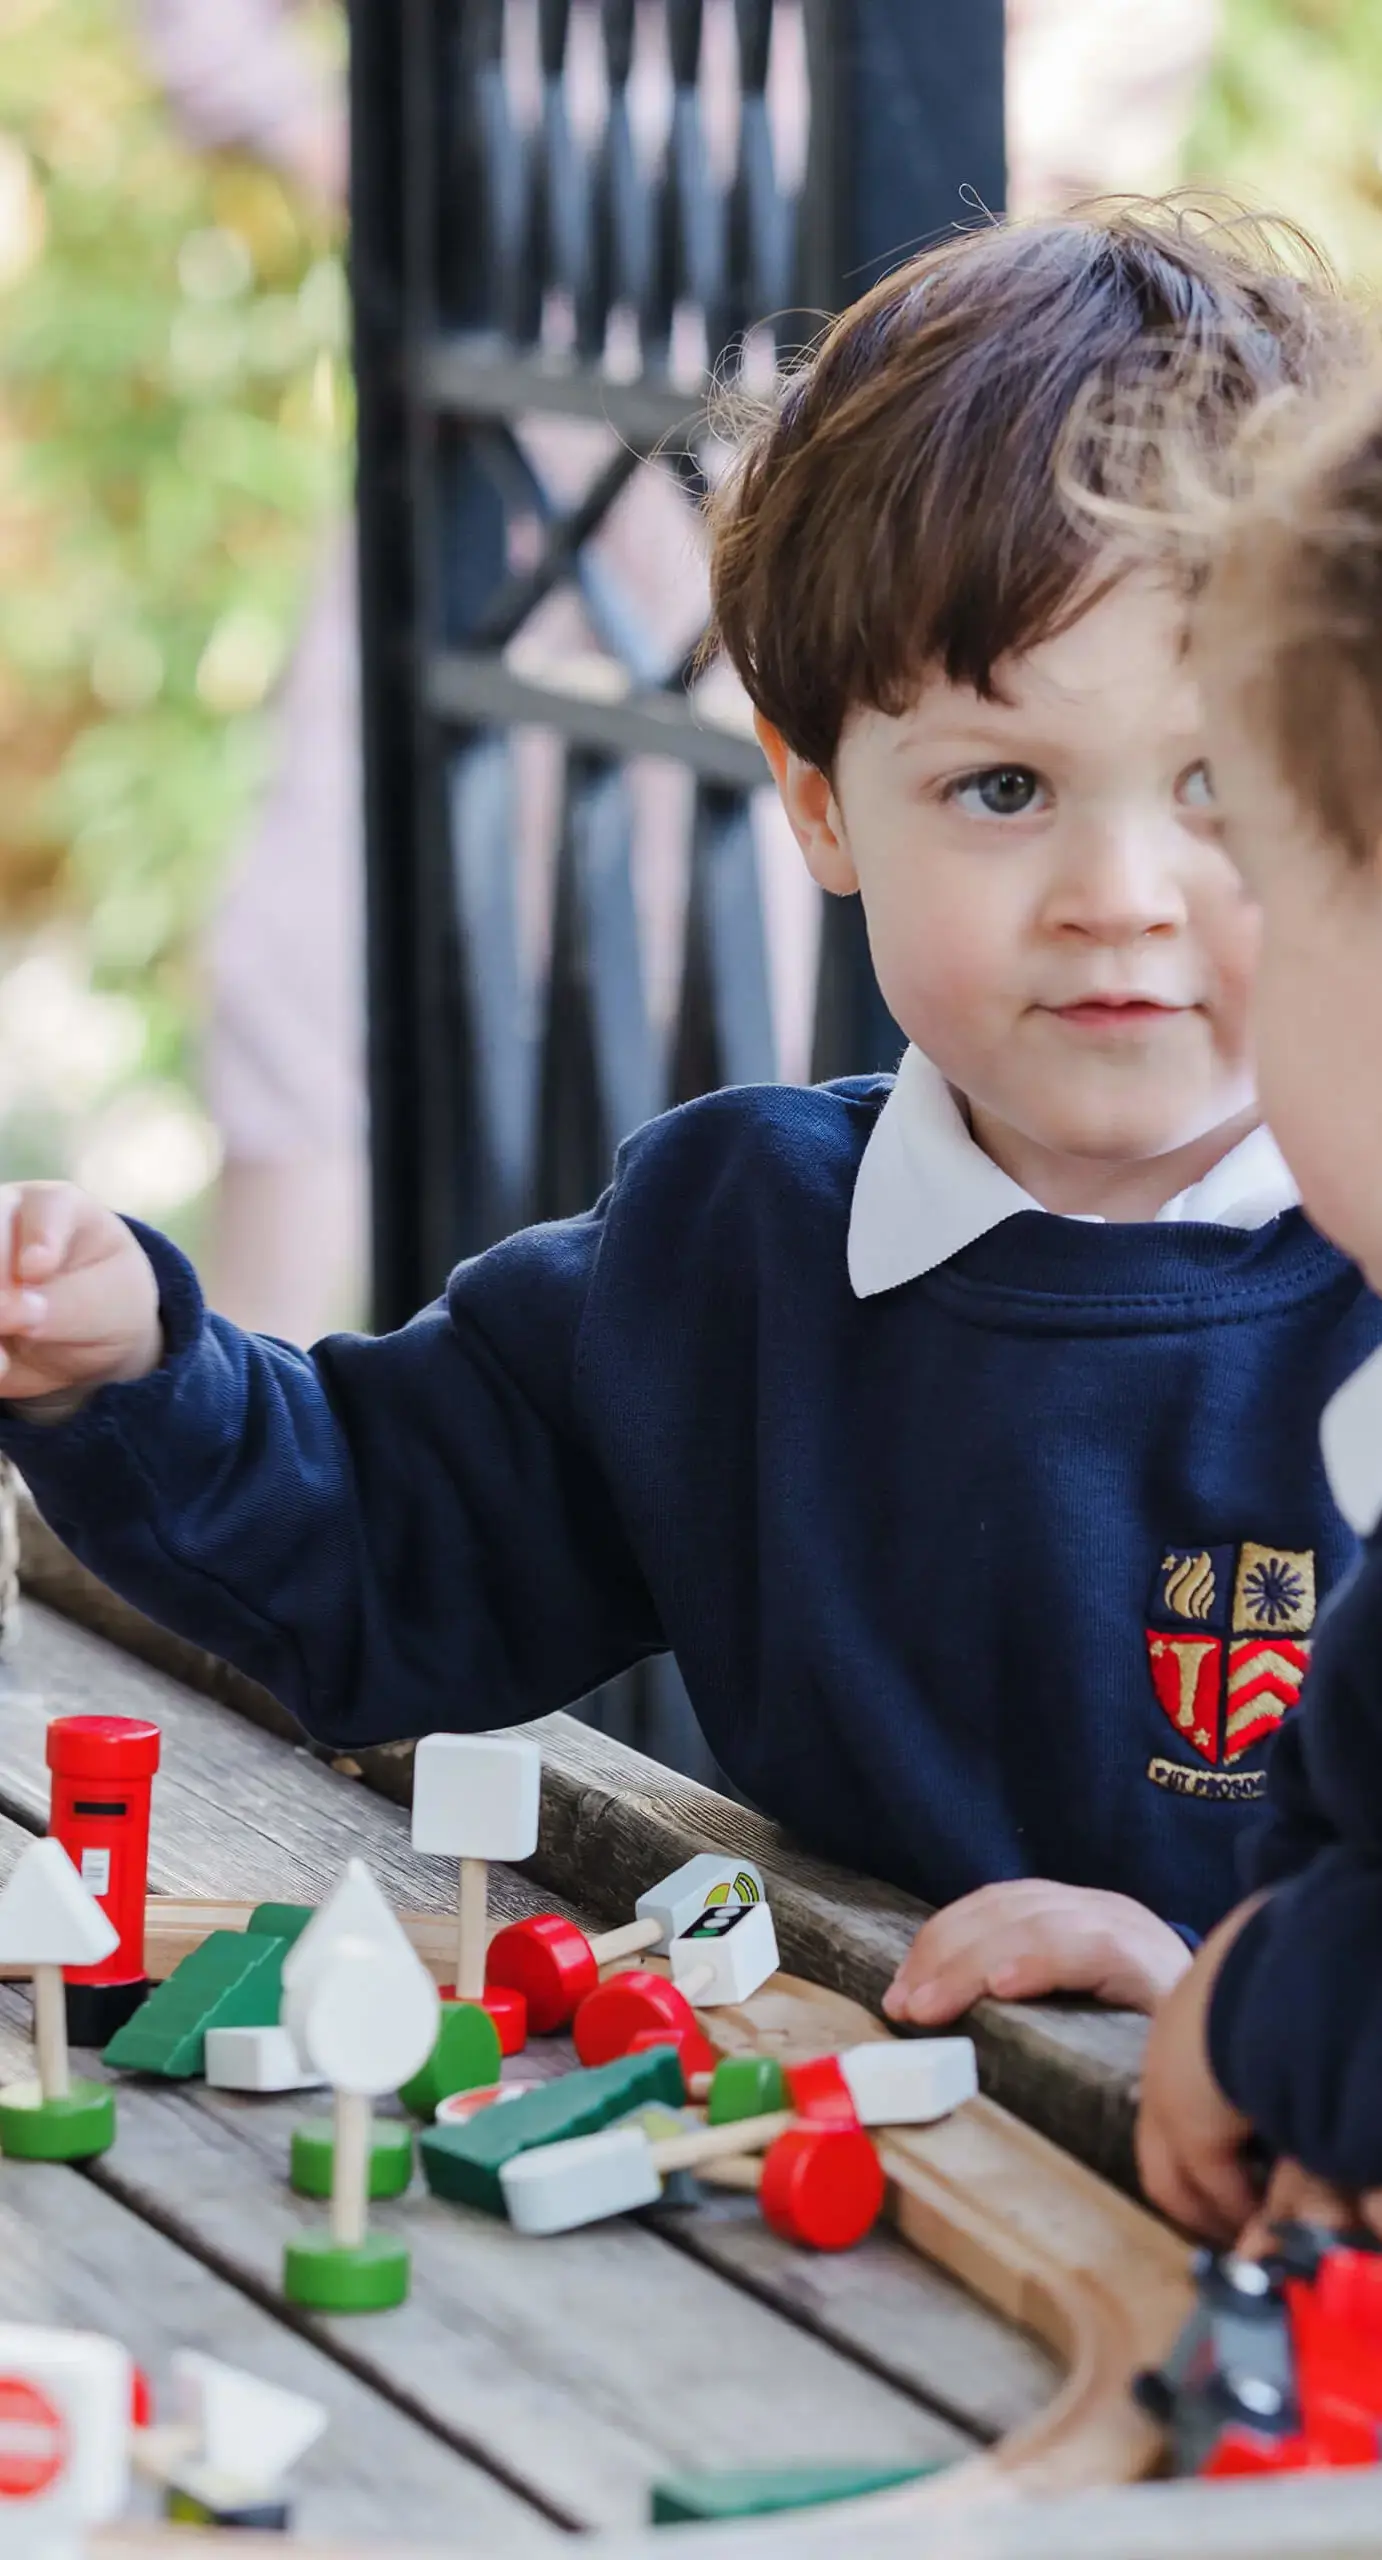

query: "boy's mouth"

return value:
[1047, 995, 1187, 1033]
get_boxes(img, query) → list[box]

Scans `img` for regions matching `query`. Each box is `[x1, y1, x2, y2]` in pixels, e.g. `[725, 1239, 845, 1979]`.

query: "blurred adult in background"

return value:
[133, 1, 366, 1341]
[1006, 0, 1220, 213]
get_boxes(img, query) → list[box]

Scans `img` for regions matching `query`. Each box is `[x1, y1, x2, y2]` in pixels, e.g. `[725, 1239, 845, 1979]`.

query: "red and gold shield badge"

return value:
[1145, 1541, 1314, 1796]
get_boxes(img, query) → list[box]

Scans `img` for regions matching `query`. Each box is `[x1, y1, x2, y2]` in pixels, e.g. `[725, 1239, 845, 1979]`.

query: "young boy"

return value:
[0, 207, 1372, 2028]
[1132, 364, 1382, 2237]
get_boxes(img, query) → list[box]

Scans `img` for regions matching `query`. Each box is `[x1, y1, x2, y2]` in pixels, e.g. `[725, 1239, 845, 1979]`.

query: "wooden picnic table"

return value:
[3, 1522, 1382, 2557]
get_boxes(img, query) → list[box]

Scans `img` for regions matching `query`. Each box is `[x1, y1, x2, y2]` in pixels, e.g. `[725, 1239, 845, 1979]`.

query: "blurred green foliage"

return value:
[0, 0, 347, 1199]
[1186, 0, 1382, 281]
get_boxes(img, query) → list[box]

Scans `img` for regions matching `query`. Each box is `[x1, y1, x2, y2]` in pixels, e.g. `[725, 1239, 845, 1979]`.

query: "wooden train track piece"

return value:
[683, 1969, 1194, 2509]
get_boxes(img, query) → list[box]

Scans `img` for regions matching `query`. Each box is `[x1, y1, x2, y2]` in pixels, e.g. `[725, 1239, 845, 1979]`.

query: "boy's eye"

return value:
[947, 766, 1047, 818]
[1178, 759, 1216, 811]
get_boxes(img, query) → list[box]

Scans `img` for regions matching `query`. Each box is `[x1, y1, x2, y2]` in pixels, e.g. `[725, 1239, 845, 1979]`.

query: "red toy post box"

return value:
[46, 1714, 160, 2044]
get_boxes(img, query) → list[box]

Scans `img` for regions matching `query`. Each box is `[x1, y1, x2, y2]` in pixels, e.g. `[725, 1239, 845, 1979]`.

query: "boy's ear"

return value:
[754, 714, 859, 895]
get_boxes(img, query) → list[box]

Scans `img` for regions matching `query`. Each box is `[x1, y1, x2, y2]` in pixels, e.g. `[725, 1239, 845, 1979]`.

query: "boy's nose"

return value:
[1042, 826, 1189, 943]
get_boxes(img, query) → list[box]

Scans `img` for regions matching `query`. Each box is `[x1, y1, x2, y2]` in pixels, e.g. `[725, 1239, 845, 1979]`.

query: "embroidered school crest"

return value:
[1145, 1542, 1314, 1800]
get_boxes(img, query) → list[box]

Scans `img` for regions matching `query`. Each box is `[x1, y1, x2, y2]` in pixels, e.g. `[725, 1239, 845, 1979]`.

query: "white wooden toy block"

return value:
[410, 1732, 540, 2001]
[0, 1838, 119, 1969]
[410, 1732, 540, 1861]
[838, 2038, 977, 2127]
[630, 1854, 766, 1954]
[500, 2124, 662, 2234]
[668, 1899, 779, 2006]
[204, 2026, 326, 2094]
[169, 2353, 327, 2496]
[0, 2324, 131, 2557]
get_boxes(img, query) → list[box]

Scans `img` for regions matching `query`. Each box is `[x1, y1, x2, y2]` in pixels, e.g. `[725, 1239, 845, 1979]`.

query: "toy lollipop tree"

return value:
[0, 1839, 120, 2160]
[280, 1862, 439, 2313]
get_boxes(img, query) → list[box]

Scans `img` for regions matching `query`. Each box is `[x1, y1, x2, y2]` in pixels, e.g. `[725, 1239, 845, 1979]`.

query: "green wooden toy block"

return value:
[420, 2047, 685, 2216]
[707, 2055, 787, 2126]
[649, 2462, 948, 2524]
[282, 2233, 410, 2313]
[247, 1902, 315, 1946]
[103, 1931, 287, 2079]
[0, 2079, 116, 2162]
[291, 2117, 413, 2200]
[398, 2001, 502, 2120]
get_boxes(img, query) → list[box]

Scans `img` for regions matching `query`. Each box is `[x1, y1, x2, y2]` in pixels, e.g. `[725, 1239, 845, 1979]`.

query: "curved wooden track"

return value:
[701, 1970, 1191, 2511]
[131, 1898, 1192, 2515]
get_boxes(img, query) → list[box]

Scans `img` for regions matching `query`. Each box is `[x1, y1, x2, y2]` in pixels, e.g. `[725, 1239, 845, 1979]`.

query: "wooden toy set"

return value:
[0, 1707, 1375, 2549]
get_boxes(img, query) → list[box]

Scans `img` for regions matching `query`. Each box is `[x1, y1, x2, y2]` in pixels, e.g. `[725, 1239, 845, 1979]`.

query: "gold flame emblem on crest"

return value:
[1162, 1551, 1217, 1622]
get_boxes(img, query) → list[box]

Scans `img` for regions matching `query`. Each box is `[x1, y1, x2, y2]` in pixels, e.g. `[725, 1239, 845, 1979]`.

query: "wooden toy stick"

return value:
[696, 2154, 763, 2193]
[650, 2110, 793, 2172]
[455, 1859, 488, 2002]
[586, 1915, 663, 1965]
[32, 1963, 70, 2102]
[331, 2090, 372, 2251]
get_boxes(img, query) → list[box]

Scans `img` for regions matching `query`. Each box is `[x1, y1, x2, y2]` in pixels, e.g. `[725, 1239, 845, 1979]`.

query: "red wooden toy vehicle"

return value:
[1136, 2222, 1382, 2477]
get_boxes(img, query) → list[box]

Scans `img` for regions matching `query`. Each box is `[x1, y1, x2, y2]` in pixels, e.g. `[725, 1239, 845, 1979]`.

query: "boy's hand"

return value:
[1136, 1898, 1263, 2242]
[0, 1183, 163, 1407]
[881, 1879, 1192, 2025]
[1236, 2157, 1355, 2260]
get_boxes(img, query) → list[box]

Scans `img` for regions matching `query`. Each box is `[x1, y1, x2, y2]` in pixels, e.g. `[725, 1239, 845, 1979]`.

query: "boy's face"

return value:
[1200, 678, 1382, 1289]
[760, 577, 1262, 1207]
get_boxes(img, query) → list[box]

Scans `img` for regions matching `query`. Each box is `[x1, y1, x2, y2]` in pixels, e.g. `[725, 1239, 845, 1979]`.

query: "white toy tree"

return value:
[280, 1862, 439, 2312]
[0, 1840, 119, 2162]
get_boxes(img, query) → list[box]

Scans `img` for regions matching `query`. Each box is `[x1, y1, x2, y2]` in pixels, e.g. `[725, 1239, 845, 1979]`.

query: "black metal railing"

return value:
[350, 0, 1004, 1773]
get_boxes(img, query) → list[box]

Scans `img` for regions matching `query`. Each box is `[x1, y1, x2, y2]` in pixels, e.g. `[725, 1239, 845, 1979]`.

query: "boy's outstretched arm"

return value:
[0, 1182, 663, 1746]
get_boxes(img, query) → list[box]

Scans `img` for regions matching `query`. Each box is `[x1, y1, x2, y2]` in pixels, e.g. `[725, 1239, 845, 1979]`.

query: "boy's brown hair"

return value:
[708, 199, 1344, 774]
[1196, 368, 1382, 866]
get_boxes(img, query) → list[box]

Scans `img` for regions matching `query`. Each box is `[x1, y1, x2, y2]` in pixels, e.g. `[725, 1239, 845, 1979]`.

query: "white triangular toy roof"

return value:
[280, 1859, 417, 1999]
[0, 1837, 119, 1967]
[170, 2353, 327, 2489]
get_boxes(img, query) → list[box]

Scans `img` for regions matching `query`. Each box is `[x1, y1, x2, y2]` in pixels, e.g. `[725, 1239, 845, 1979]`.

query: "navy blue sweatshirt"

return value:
[4, 1078, 1378, 1934]
[1208, 1534, 1382, 2186]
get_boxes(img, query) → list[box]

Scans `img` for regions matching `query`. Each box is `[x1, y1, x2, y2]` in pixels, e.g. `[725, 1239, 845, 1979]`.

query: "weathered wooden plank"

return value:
[0, 2146, 547, 2550]
[0, 1616, 1060, 2454]
[91, 2463, 1382, 2560]
[654, 2190, 1056, 2441]
[17, 1513, 1146, 2187]
[593, 2471, 1382, 2560]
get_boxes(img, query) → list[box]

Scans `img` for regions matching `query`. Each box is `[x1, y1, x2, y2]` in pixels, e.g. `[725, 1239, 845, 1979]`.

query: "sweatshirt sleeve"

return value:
[1206, 1561, 1382, 2189]
[1207, 1847, 1382, 2189]
[1239, 1710, 1345, 1890]
[0, 1203, 663, 1749]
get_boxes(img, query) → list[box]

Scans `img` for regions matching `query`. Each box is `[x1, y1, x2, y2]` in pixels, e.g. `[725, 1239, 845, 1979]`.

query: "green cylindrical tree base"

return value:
[290, 2117, 413, 2200]
[0, 2077, 116, 2160]
[282, 2233, 410, 2312]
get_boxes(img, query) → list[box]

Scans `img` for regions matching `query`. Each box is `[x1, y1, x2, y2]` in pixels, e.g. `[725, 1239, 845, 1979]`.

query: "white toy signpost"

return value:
[667, 1898, 781, 2009]
[281, 1862, 439, 2312]
[410, 1732, 540, 2049]
[0, 2324, 131, 2559]
[0, 1840, 119, 2162]
[486, 1852, 768, 2032]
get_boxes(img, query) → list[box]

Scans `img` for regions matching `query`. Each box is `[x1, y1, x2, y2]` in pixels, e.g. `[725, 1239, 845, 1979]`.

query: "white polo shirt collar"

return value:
[847, 1044, 1300, 1300]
